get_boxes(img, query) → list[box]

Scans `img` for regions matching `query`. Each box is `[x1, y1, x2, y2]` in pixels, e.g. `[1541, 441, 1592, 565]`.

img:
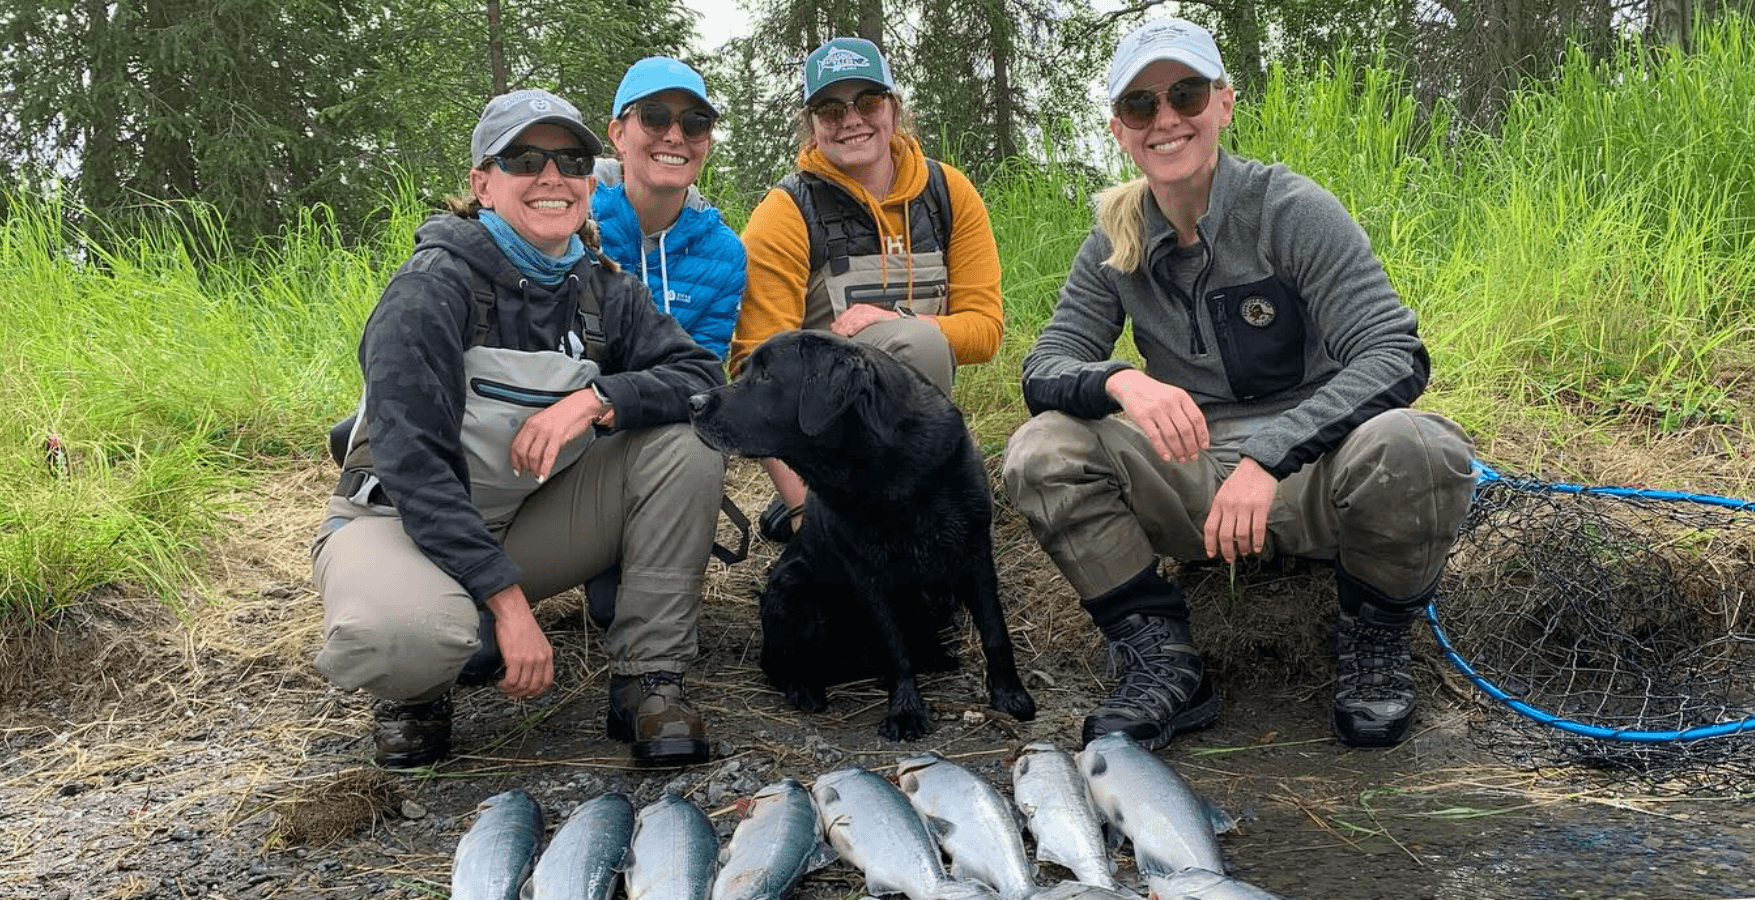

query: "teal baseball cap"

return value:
[612, 56, 718, 119]
[802, 37, 896, 105]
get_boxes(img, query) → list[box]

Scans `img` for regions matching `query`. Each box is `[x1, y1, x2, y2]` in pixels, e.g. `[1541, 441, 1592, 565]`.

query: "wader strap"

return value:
[712, 494, 751, 566]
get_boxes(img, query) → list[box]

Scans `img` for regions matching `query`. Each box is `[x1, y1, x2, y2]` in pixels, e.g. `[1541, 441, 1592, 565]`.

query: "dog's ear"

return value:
[798, 346, 871, 437]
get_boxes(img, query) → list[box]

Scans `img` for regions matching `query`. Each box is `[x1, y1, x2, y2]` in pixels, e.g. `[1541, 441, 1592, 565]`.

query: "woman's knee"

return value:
[1003, 412, 1099, 498]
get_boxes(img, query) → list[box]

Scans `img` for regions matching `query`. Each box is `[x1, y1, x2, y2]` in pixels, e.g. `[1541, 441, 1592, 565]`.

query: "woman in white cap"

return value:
[314, 87, 725, 769]
[593, 56, 745, 360]
[1002, 19, 1475, 751]
[734, 36, 1006, 543]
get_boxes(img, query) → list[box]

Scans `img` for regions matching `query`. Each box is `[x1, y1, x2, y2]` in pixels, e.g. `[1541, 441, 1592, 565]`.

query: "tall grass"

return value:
[4, 19, 1754, 622]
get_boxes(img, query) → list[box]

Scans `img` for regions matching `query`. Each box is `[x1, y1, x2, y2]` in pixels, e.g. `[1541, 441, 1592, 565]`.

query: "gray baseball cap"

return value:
[471, 88, 604, 163]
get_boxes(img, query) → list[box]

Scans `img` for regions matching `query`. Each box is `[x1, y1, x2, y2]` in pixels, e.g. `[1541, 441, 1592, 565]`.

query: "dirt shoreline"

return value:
[3, 453, 1754, 900]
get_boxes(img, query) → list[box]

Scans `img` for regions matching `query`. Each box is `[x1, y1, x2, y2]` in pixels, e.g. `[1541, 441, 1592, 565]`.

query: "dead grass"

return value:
[0, 415, 1751, 896]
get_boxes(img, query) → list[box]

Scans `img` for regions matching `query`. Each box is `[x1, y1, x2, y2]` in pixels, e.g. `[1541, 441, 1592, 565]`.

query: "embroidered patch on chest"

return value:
[1241, 296, 1277, 327]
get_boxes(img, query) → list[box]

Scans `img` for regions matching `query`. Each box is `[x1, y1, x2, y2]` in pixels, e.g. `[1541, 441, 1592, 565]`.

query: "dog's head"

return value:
[690, 331, 883, 461]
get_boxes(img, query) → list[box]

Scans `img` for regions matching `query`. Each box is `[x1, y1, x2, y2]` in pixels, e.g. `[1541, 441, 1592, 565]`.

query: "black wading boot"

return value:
[606, 670, 710, 766]
[1080, 566, 1220, 749]
[373, 693, 452, 769]
[1331, 568, 1424, 748]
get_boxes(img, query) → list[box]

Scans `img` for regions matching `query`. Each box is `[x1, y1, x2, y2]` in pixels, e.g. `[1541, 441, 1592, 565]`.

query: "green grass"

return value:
[4, 20, 1755, 623]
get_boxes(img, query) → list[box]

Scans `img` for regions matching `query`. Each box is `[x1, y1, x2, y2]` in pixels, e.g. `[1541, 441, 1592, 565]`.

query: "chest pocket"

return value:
[460, 345, 602, 528]
[1208, 276, 1307, 401]
[804, 250, 950, 324]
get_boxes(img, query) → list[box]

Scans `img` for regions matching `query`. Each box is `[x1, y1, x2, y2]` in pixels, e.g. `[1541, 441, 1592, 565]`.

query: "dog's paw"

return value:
[879, 706, 933, 742]
[784, 682, 828, 713]
[992, 686, 1038, 722]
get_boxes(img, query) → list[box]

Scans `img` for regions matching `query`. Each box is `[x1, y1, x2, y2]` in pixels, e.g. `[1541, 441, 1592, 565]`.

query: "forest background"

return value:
[2, 0, 1755, 623]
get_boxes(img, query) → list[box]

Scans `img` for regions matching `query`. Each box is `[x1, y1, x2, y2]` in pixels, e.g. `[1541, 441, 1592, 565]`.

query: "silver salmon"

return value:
[1148, 867, 1286, 900]
[896, 752, 1036, 900]
[626, 792, 719, 900]
[711, 778, 837, 900]
[523, 792, 634, 900]
[1030, 881, 1145, 900]
[811, 767, 951, 900]
[1078, 733, 1224, 878]
[453, 789, 545, 900]
[1009, 741, 1117, 889]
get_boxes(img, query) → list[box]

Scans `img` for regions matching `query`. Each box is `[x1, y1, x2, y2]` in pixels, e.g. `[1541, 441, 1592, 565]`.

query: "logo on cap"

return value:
[528, 97, 553, 112]
[817, 47, 871, 74]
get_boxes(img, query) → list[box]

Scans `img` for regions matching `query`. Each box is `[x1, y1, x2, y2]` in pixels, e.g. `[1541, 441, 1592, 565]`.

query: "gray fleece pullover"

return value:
[1020, 151, 1430, 479]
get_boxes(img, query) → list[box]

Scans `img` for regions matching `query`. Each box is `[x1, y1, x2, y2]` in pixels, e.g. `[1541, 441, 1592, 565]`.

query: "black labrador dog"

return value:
[690, 330, 1036, 740]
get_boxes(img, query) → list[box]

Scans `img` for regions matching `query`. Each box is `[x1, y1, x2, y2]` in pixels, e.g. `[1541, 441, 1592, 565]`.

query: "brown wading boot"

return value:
[372, 694, 452, 769]
[606, 671, 709, 766]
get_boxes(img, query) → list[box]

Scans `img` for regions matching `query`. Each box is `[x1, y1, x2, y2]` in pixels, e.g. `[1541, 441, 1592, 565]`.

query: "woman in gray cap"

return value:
[314, 87, 724, 768]
[1003, 19, 1475, 751]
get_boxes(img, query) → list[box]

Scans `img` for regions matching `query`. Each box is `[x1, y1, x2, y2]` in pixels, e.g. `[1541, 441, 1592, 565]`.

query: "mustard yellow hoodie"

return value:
[731, 135, 1004, 374]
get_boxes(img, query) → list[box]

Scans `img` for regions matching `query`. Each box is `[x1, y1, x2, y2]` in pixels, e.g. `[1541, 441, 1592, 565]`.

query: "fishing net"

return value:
[1429, 468, 1755, 792]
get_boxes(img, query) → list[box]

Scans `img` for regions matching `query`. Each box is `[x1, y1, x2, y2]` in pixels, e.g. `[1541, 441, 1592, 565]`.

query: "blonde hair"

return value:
[1095, 177, 1153, 275]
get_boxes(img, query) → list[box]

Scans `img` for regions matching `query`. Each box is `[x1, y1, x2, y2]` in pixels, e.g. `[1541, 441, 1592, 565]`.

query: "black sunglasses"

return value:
[1113, 77, 1215, 130]
[489, 145, 594, 177]
[632, 101, 717, 140]
[809, 89, 892, 126]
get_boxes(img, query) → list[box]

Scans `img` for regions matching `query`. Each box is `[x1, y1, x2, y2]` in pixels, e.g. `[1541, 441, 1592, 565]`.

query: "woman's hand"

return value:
[510, 388, 612, 482]
[484, 585, 554, 700]
[1203, 457, 1277, 563]
[1105, 368, 1209, 464]
[831, 303, 910, 337]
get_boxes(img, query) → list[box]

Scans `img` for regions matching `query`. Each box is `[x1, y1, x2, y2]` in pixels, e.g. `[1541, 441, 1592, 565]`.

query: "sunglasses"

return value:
[489, 145, 594, 177]
[809, 89, 892, 126]
[632, 101, 718, 140]
[1113, 77, 1215, 130]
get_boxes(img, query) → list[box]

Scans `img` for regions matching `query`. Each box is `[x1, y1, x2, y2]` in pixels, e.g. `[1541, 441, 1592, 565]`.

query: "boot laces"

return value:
[1336, 618, 1414, 701]
[1104, 617, 1202, 710]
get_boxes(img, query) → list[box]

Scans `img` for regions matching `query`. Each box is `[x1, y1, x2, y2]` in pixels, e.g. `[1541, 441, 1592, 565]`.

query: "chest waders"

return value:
[778, 159, 954, 323]
[332, 268, 749, 563]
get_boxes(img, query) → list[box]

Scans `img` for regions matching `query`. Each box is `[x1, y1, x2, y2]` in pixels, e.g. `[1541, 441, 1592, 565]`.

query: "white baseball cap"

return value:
[1106, 18, 1227, 102]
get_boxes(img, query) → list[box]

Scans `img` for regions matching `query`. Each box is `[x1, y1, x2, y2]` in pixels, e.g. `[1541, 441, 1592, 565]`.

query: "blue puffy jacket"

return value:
[592, 170, 745, 360]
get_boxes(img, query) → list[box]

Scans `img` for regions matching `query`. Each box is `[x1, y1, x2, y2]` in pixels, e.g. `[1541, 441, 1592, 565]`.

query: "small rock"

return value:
[58, 782, 87, 797]
[400, 799, 428, 820]
[169, 826, 197, 842]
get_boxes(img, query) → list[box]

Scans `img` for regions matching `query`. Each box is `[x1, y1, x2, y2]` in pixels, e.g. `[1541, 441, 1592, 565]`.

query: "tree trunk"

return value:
[487, 0, 508, 94]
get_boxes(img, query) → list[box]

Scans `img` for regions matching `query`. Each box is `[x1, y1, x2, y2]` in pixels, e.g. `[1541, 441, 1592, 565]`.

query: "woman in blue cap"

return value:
[1003, 18, 1474, 752]
[315, 87, 725, 770]
[592, 56, 745, 360]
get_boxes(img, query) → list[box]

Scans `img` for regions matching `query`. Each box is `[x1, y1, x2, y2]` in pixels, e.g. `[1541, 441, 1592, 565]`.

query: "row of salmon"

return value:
[450, 733, 1287, 900]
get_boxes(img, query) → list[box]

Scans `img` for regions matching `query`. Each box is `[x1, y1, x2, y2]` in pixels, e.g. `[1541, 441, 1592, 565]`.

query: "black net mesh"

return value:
[1432, 473, 1755, 791]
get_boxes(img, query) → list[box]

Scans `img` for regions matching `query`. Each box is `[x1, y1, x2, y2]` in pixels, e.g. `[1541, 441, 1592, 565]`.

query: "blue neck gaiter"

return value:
[479, 210, 587, 287]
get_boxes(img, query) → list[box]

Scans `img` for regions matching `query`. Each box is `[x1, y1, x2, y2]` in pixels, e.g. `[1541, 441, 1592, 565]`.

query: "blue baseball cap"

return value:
[612, 57, 718, 119]
[803, 38, 896, 105]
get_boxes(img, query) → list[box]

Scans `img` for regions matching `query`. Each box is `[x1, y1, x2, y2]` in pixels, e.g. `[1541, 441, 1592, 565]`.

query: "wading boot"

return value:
[607, 671, 709, 766]
[1081, 612, 1220, 750]
[372, 693, 452, 769]
[1330, 606, 1418, 747]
